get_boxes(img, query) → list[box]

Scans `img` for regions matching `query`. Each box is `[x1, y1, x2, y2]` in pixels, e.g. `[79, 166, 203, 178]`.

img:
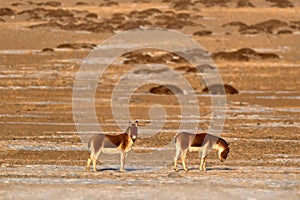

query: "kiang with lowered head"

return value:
[174, 132, 230, 172]
[86, 120, 139, 172]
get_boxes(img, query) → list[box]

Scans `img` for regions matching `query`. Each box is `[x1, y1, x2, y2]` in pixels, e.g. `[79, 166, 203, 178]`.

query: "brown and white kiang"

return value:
[174, 132, 230, 172]
[86, 120, 139, 172]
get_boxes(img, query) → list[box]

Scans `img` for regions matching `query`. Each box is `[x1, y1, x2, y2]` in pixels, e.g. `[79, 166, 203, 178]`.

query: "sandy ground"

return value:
[0, 0, 300, 199]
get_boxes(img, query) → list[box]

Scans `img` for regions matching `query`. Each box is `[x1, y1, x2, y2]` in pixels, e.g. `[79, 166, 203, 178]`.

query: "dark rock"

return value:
[193, 30, 212, 36]
[196, 0, 229, 7]
[237, 0, 255, 8]
[99, 1, 119, 7]
[41, 48, 54, 52]
[202, 84, 239, 95]
[186, 67, 198, 73]
[45, 9, 73, 18]
[174, 65, 200, 73]
[57, 43, 96, 49]
[196, 64, 216, 72]
[139, 8, 162, 16]
[0, 8, 15, 16]
[44, 1, 61, 7]
[86, 13, 98, 18]
[175, 65, 191, 72]
[29, 20, 114, 33]
[224, 19, 289, 35]
[75, 2, 89, 6]
[266, 0, 293, 8]
[240, 19, 288, 34]
[277, 29, 293, 35]
[289, 21, 300, 30]
[223, 21, 248, 29]
[133, 0, 150, 2]
[175, 48, 209, 61]
[212, 48, 279, 61]
[116, 20, 152, 31]
[172, 0, 194, 10]
[11, 3, 23, 6]
[133, 68, 169, 74]
[149, 85, 183, 95]
[252, 19, 287, 33]
[123, 52, 185, 65]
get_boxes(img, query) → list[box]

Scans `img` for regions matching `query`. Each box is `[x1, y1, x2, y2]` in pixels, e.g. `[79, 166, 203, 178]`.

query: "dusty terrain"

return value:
[0, 0, 299, 199]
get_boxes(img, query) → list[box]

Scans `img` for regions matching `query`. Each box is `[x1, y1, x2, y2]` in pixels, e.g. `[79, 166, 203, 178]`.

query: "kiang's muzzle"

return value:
[131, 135, 137, 141]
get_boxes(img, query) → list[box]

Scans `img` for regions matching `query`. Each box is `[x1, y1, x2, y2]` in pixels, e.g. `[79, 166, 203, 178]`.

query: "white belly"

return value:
[101, 147, 132, 154]
[102, 148, 122, 154]
[188, 147, 202, 152]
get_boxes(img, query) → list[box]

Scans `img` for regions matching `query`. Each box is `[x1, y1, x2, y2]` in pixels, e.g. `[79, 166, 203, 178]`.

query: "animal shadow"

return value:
[206, 167, 234, 171]
[185, 166, 234, 172]
[97, 166, 155, 172]
[97, 167, 119, 172]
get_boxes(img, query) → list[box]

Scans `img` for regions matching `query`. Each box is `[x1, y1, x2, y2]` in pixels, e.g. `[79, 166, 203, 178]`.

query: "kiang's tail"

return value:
[87, 136, 93, 150]
[174, 132, 180, 143]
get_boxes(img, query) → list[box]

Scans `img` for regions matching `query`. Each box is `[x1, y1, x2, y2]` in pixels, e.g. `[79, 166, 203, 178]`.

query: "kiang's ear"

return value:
[135, 119, 139, 126]
[128, 121, 132, 127]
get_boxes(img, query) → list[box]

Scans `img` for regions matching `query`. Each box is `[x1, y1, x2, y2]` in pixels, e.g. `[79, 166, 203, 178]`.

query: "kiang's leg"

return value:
[92, 150, 101, 172]
[86, 155, 92, 172]
[181, 149, 188, 172]
[120, 151, 126, 172]
[200, 156, 207, 171]
[92, 156, 97, 172]
[174, 145, 181, 171]
[199, 149, 208, 171]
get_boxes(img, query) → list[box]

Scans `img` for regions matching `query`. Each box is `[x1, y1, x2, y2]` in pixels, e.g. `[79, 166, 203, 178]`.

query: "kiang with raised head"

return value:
[86, 120, 139, 172]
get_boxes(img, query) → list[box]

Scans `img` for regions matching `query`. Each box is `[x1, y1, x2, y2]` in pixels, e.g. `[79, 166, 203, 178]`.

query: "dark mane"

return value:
[124, 126, 130, 134]
[216, 137, 229, 148]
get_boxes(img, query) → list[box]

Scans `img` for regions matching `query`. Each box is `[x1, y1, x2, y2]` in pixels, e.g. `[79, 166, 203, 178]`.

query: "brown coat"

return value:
[174, 132, 229, 172]
[86, 121, 138, 172]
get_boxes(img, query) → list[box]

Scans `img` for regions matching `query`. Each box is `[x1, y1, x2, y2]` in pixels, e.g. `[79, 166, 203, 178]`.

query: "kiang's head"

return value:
[216, 138, 230, 162]
[128, 120, 139, 141]
[219, 146, 230, 162]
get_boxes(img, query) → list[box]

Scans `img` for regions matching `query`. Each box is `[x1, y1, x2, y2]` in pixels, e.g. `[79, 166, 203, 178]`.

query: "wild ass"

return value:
[174, 132, 230, 171]
[86, 120, 139, 172]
